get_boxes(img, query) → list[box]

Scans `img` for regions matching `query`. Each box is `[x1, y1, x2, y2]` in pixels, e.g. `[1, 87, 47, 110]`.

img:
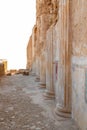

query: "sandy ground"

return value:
[0, 74, 79, 130]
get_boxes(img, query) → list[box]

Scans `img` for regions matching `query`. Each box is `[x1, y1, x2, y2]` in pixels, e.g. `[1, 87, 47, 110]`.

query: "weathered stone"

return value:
[26, 35, 32, 70]
[40, 51, 46, 87]
[70, 1, 87, 129]
[26, 0, 87, 129]
[44, 25, 55, 99]
[71, 0, 87, 57]
[53, 21, 60, 100]
[72, 56, 87, 130]
[55, 0, 71, 118]
[35, 56, 40, 80]
[2, 59, 7, 74]
[9, 69, 17, 75]
[22, 71, 29, 76]
[0, 59, 7, 76]
[0, 63, 4, 76]
[36, 0, 58, 90]
[32, 25, 37, 73]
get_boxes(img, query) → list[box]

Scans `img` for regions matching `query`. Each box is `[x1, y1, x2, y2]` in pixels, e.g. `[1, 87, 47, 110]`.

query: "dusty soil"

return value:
[0, 74, 79, 130]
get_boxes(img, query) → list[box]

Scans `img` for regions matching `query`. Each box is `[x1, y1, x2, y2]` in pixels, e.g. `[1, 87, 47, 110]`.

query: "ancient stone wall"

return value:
[26, 25, 37, 72]
[27, 0, 87, 129]
[32, 25, 37, 73]
[36, 0, 58, 83]
[71, 1, 87, 130]
[26, 35, 32, 70]
[36, 0, 58, 50]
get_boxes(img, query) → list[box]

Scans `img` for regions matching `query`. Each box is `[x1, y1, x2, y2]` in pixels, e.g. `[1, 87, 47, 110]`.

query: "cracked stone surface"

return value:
[0, 74, 79, 130]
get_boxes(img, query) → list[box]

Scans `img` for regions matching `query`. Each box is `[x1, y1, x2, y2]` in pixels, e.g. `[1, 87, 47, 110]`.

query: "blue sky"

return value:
[0, 0, 36, 69]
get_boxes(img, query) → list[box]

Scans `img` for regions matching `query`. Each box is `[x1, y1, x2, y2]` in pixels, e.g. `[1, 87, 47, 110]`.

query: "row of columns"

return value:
[34, 0, 71, 119]
[27, 0, 87, 129]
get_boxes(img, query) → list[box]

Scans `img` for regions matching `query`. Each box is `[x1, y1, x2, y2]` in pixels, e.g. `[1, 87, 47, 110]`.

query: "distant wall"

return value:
[26, 35, 32, 70]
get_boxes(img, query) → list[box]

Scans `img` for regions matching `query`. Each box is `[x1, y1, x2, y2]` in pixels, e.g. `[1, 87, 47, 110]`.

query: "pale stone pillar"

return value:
[55, 0, 71, 118]
[71, 0, 87, 129]
[40, 51, 46, 87]
[35, 56, 40, 81]
[31, 25, 37, 75]
[72, 56, 87, 130]
[26, 35, 32, 70]
[44, 25, 55, 99]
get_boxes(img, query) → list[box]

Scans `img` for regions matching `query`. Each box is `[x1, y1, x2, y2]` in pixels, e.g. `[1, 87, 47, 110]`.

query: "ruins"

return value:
[0, 59, 7, 76]
[27, 0, 87, 130]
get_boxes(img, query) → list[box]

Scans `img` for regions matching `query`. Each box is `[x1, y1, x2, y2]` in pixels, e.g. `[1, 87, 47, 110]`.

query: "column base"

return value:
[35, 76, 40, 82]
[39, 82, 46, 88]
[43, 91, 55, 100]
[55, 104, 71, 118]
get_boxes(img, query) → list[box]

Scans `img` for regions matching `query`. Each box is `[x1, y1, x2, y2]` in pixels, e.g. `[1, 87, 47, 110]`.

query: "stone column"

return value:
[39, 13, 48, 88]
[35, 15, 40, 81]
[44, 25, 55, 99]
[32, 25, 37, 75]
[40, 51, 46, 88]
[55, 0, 71, 118]
[71, 0, 87, 129]
[35, 56, 40, 81]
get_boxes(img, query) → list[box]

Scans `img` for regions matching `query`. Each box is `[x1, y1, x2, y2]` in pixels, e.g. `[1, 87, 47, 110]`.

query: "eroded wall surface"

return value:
[71, 1, 87, 129]
[36, 0, 58, 83]
[26, 35, 32, 70]
[32, 25, 37, 73]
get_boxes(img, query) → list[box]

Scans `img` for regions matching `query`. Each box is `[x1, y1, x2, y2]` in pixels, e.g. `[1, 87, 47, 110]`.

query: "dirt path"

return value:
[0, 74, 79, 130]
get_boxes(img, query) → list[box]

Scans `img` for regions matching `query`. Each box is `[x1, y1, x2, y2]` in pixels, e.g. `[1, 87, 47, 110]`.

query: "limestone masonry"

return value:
[26, 1, 87, 130]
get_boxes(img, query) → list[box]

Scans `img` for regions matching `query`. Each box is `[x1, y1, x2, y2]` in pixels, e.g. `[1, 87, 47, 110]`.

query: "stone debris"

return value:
[6, 69, 29, 76]
[6, 72, 12, 76]
[22, 70, 29, 76]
